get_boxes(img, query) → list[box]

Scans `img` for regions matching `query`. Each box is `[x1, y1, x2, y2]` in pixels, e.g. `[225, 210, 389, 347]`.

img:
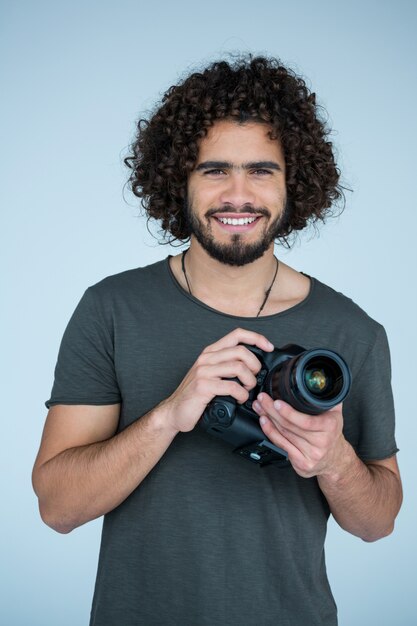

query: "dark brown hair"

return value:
[124, 55, 345, 244]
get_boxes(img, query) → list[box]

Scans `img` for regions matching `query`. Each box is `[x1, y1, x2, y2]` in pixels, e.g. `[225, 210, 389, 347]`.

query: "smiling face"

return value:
[186, 119, 287, 266]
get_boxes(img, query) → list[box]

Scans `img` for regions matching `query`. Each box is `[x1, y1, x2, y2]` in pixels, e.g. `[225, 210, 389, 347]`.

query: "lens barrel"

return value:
[268, 349, 351, 415]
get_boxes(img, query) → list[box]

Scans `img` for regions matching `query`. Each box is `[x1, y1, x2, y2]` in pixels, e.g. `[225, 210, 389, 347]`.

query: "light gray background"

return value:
[2, 0, 416, 624]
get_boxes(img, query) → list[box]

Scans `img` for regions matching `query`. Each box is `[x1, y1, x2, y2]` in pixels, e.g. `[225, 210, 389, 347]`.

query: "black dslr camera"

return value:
[200, 344, 351, 467]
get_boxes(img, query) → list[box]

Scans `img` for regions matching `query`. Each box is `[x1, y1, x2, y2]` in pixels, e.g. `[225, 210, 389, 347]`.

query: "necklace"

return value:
[181, 249, 279, 318]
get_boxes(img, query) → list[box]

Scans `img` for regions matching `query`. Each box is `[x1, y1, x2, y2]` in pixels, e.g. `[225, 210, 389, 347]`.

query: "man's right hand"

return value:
[160, 328, 274, 434]
[32, 328, 274, 533]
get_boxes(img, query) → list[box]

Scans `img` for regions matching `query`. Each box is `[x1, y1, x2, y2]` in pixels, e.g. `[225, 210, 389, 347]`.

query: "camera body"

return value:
[199, 343, 351, 467]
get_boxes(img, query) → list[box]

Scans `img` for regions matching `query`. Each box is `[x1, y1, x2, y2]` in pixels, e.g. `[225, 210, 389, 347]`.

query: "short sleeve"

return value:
[45, 287, 121, 408]
[343, 325, 399, 461]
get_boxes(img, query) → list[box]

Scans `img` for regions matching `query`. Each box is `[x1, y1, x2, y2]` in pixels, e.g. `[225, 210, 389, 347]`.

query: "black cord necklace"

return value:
[181, 249, 279, 318]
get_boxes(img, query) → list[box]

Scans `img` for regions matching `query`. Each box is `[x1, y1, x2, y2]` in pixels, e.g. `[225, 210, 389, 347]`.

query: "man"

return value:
[32, 56, 402, 625]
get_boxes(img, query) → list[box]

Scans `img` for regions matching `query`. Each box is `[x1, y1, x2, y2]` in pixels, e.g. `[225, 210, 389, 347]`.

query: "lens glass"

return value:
[304, 367, 329, 395]
[302, 358, 343, 400]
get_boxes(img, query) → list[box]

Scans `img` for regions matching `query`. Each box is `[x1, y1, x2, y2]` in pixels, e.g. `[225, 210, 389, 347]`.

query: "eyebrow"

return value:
[195, 160, 282, 172]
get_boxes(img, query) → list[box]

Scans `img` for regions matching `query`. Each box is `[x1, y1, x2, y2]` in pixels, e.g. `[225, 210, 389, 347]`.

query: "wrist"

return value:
[319, 436, 358, 484]
[149, 399, 180, 439]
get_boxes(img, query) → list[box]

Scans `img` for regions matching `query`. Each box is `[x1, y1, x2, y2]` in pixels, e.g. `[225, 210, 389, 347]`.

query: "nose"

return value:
[218, 172, 256, 209]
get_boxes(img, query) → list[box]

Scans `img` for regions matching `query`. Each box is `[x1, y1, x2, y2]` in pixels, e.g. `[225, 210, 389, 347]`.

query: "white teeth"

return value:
[217, 216, 257, 225]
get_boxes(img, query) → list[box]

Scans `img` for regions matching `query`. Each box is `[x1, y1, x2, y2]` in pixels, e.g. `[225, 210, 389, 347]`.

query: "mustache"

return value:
[206, 206, 271, 218]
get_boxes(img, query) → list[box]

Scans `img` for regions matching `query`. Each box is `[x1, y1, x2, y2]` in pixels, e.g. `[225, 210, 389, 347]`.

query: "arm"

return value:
[317, 450, 402, 542]
[32, 402, 178, 534]
[33, 328, 274, 534]
[252, 394, 403, 542]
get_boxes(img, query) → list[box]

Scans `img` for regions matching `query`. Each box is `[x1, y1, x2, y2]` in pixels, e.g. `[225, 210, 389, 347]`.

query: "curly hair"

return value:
[124, 55, 345, 244]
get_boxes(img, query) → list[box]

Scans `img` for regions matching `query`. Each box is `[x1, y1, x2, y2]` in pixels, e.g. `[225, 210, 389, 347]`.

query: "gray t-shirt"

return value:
[46, 257, 398, 626]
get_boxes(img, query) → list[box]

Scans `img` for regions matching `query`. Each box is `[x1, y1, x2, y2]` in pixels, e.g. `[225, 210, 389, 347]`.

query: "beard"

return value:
[184, 201, 287, 267]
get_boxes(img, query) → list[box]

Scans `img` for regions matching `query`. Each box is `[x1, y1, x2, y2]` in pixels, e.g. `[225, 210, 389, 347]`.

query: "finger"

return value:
[256, 394, 323, 433]
[199, 361, 257, 390]
[260, 417, 326, 477]
[259, 414, 321, 469]
[327, 402, 343, 414]
[258, 415, 304, 464]
[270, 421, 316, 453]
[203, 327, 274, 354]
[254, 399, 315, 444]
[198, 345, 263, 374]
[214, 379, 250, 404]
[273, 399, 344, 424]
[272, 399, 343, 434]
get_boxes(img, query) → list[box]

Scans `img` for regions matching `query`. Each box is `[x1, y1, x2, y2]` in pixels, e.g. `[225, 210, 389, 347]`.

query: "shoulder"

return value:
[94, 258, 166, 290]
[74, 258, 171, 323]
[310, 277, 368, 313]
[86, 258, 168, 301]
[308, 276, 386, 346]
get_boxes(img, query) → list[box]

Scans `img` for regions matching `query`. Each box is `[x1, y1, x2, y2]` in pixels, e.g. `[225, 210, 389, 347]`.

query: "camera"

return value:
[199, 344, 351, 467]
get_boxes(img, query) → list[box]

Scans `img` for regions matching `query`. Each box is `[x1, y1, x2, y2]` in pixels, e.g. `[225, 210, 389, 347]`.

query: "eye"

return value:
[251, 168, 272, 176]
[204, 169, 226, 176]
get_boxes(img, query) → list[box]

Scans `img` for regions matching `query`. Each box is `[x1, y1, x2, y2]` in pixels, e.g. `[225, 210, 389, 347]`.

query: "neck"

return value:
[183, 239, 278, 312]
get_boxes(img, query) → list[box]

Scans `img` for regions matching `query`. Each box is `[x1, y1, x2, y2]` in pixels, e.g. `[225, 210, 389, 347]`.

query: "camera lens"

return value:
[302, 357, 343, 399]
[304, 366, 328, 395]
[299, 355, 344, 401]
[268, 348, 350, 415]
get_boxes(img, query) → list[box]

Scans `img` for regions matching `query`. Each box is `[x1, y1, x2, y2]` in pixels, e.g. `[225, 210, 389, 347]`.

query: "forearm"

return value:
[253, 394, 402, 542]
[318, 440, 402, 542]
[33, 403, 178, 534]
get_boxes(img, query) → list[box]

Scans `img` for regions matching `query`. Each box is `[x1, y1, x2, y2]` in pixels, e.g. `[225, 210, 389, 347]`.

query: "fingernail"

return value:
[253, 400, 261, 412]
[260, 416, 268, 425]
[273, 400, 282, 411]
[267, 340, 274, 349]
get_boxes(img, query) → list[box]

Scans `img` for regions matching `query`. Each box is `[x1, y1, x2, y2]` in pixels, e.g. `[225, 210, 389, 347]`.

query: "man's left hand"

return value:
[252, 393, 350, 478]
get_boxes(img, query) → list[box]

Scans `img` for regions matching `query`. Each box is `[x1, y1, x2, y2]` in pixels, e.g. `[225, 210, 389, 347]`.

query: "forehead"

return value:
[196, 119, 284, 162]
